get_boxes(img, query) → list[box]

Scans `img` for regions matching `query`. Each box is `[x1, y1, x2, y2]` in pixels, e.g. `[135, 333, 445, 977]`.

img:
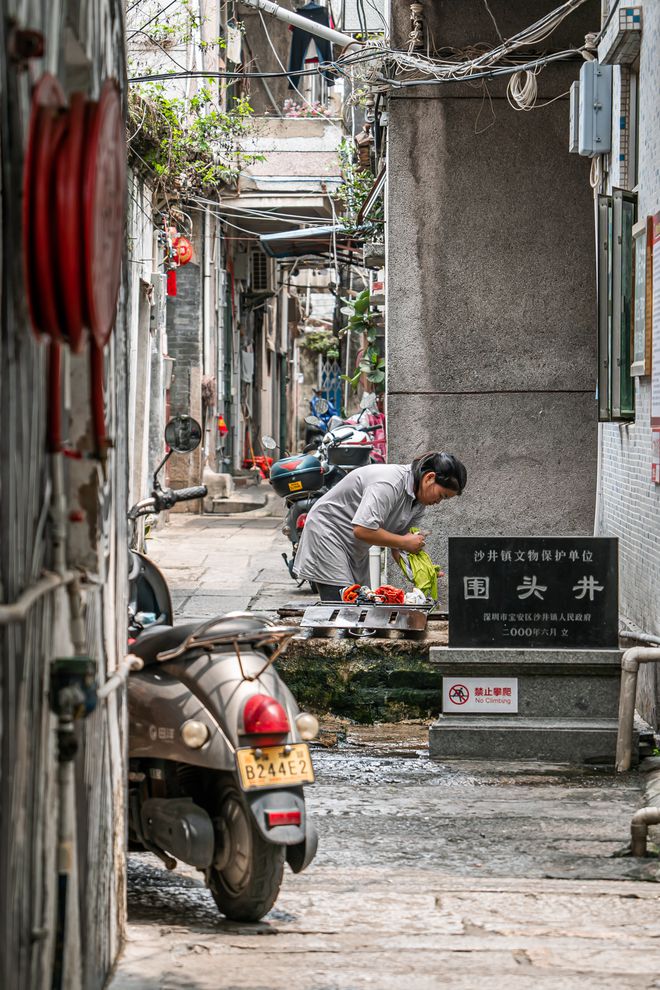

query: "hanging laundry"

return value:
[287, 2, 336, 91]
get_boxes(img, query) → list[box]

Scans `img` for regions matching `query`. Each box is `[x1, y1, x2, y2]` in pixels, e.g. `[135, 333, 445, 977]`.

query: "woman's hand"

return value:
[399, 532, 426, 554]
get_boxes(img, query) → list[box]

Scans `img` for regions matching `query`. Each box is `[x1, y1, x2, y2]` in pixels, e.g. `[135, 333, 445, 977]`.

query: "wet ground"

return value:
[110, 517, 660, 988]
[110, 729, 660, 990]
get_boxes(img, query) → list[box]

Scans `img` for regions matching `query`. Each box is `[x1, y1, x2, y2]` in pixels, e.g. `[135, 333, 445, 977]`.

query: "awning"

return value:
[259, 224, 364, 262]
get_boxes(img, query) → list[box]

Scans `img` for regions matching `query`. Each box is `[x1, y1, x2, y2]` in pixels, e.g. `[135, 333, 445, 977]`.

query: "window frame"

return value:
[597, 188, 637, 422]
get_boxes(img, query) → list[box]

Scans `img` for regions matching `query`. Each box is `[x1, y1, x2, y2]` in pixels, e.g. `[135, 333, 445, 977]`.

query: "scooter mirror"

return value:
[315, 397, 329, 415]
[164, 415, 202, 453]
[262, 435, 278, 450]
[305, 415, 322, 427]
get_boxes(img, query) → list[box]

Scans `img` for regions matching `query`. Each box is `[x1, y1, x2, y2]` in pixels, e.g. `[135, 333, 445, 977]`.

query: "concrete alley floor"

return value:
[109, 513, 660, 990]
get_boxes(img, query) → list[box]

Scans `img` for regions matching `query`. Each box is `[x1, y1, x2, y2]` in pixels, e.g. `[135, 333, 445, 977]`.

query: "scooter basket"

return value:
[270, 454, 324, 497]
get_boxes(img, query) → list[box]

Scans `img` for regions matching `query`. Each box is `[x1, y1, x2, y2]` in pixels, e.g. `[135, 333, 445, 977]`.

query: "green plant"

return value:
[129, 84, 262, 192]
[336, 139, 378, 230]
[339, 289, 385, 392]
[301, 329, 340, 360]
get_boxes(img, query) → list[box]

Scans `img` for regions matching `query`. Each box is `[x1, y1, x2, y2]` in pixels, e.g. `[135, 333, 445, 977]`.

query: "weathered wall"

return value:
[386, 0, 600, 578]
[166, 259, 204, 497]
[597, 1, 660, 725]
[0, 2, 129, 988]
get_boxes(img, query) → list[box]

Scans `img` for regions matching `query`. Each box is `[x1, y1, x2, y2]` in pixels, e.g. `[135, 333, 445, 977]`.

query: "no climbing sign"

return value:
[443, 677, 519, 714]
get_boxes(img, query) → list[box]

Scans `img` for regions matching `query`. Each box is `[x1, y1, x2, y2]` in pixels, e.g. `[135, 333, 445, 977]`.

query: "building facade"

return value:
[0, 1, 129, 987]
[593, 0, 660, 724]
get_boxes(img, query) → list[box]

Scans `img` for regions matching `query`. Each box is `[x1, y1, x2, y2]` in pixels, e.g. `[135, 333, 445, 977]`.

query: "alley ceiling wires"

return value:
[128, 0, 592, 108]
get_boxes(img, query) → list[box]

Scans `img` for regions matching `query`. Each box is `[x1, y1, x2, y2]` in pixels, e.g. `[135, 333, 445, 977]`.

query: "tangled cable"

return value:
[507, 68, 540, 111]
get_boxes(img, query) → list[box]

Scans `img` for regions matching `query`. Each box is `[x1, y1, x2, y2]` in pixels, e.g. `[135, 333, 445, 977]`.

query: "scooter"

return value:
[127, 416, 318, 922]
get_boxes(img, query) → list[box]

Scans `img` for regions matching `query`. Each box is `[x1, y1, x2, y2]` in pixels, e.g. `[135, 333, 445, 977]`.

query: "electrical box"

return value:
[578, 61, 612, 157]
[568, 80, 580, 154]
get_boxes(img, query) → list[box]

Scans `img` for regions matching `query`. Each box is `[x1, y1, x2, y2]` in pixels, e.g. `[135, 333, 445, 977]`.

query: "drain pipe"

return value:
[239, 0, 362, 51]
[631, 805, 660, 857]
[615, 646, 660, 772]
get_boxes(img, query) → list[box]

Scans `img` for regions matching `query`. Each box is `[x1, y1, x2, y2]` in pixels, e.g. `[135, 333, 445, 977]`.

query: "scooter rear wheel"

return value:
[206, 778, 285, 922]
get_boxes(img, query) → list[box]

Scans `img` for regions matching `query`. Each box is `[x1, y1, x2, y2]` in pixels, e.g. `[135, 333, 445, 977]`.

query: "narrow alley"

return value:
[109, 513, 660, 990]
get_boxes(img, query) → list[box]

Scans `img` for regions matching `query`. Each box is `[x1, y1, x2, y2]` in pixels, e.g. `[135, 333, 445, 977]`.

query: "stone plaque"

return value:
[448, 537, 618, 649]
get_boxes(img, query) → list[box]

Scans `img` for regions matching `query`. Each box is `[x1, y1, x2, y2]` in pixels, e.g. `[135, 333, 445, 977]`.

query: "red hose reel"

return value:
[23, 74, 126, 457]
[23, 74, 125, 349]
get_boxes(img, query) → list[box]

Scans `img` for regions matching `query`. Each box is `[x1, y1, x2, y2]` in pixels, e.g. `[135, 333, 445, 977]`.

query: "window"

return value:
[597, 188, 636, 421]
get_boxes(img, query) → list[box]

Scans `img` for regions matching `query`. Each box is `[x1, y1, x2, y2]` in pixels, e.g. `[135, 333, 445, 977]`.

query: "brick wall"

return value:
[598, 2, 660, 725]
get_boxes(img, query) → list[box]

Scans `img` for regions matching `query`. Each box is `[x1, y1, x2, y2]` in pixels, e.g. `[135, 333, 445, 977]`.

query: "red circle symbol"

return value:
[448, 684, 470, 706]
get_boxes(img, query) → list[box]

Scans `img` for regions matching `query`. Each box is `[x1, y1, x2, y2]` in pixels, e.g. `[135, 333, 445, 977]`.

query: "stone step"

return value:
[429, 716, 621, 765]
[209, 493, 267, 514]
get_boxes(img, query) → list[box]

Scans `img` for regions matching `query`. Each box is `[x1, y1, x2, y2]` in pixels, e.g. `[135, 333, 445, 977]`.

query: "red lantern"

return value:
[173, 236, 193, 265]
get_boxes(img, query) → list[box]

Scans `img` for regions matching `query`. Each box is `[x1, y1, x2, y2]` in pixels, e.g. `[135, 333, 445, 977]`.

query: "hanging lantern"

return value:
[173, 236, 193, 266]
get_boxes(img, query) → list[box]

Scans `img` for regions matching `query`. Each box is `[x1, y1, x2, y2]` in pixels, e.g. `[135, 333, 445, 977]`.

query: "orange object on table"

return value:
[374, 585, 405, 605]
[341, 584, 361, 603]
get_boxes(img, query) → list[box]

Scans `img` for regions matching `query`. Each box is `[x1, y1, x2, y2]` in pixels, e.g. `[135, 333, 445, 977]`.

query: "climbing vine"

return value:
[127, 1, 260, 193]
[340, 289, 385, 392]
[129, 84, 261, 192]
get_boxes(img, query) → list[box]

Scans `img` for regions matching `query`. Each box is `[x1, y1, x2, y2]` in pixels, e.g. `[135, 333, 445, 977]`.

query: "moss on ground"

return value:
[278, 630, 447, 724]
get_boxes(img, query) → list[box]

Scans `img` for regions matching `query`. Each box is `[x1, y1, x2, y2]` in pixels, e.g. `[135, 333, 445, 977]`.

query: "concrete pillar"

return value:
[386, 0, 600, 573]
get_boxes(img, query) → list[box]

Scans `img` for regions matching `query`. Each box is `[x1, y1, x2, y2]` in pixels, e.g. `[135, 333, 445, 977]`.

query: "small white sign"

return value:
[442, 677, 518, 713]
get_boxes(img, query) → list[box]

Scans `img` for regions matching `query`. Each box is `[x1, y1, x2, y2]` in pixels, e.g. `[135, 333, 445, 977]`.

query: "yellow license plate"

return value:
[288, 480, 303, 492]
[236, 743, 315, 790]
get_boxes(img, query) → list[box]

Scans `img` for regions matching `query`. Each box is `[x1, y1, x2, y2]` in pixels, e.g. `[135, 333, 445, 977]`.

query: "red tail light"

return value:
[296, 513, 308, 530]
[265, 809, 301, 828]
[241, 694, 290, 745]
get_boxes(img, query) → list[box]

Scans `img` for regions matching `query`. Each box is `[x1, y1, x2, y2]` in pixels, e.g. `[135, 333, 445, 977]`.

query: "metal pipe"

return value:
[0, 570, 77, 626]
[630, 806, 660, 857]
[615, 647, 660, 772]
[239, 0, 361, 50]
[97, 655, 144, 700]
[620, 630, 660, 647]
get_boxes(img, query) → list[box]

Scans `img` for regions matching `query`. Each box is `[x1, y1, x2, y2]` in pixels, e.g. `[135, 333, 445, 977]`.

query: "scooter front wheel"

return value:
[206, 778, 285, 922]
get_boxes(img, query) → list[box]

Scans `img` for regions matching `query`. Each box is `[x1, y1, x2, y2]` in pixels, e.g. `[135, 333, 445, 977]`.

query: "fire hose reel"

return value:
[23, 73, 126, 352]
[23, 73, 126, 459]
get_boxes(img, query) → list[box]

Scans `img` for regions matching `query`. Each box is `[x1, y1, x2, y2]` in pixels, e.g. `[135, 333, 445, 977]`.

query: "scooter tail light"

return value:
[241, 693, 290, 745]
[296, 513, 308, 530]
[265, 809, 301, 828]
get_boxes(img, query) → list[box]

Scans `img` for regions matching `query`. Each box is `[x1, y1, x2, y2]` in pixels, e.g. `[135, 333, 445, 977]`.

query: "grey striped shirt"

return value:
[294, 463, 426, 586]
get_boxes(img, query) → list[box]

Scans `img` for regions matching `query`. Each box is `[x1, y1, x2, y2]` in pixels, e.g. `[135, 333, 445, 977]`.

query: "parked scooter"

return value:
[127, 415, 318, 922]
[263, 417, 378, 584]
[304, 391, 337, 445]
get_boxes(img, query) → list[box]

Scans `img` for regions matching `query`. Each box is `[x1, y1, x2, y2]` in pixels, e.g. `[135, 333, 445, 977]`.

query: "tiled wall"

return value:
[599, 1, 660, 724]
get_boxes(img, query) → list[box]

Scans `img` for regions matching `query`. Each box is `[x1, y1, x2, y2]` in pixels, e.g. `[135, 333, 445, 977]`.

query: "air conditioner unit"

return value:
[578, 61, 612, 157]
[250, 250, 269, 291]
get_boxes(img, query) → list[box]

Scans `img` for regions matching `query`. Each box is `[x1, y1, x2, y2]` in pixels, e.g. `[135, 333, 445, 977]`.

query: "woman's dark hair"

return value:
[411, 451, 467, 496]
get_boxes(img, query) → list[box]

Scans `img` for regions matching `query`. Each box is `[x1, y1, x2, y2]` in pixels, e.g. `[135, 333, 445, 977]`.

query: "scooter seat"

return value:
[130, 622, 203, 665]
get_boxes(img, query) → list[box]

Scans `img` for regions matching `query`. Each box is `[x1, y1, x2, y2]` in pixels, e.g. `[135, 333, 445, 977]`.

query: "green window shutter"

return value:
[613, 189, 636, 419]
[597, 194, 612, 421]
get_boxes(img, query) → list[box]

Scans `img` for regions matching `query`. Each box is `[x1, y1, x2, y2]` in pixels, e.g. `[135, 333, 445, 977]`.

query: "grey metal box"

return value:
[578, 61, 612, 157]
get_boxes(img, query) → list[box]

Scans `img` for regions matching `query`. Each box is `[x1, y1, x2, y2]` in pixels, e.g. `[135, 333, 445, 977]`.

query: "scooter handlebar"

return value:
[170, 485, 208, 503]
